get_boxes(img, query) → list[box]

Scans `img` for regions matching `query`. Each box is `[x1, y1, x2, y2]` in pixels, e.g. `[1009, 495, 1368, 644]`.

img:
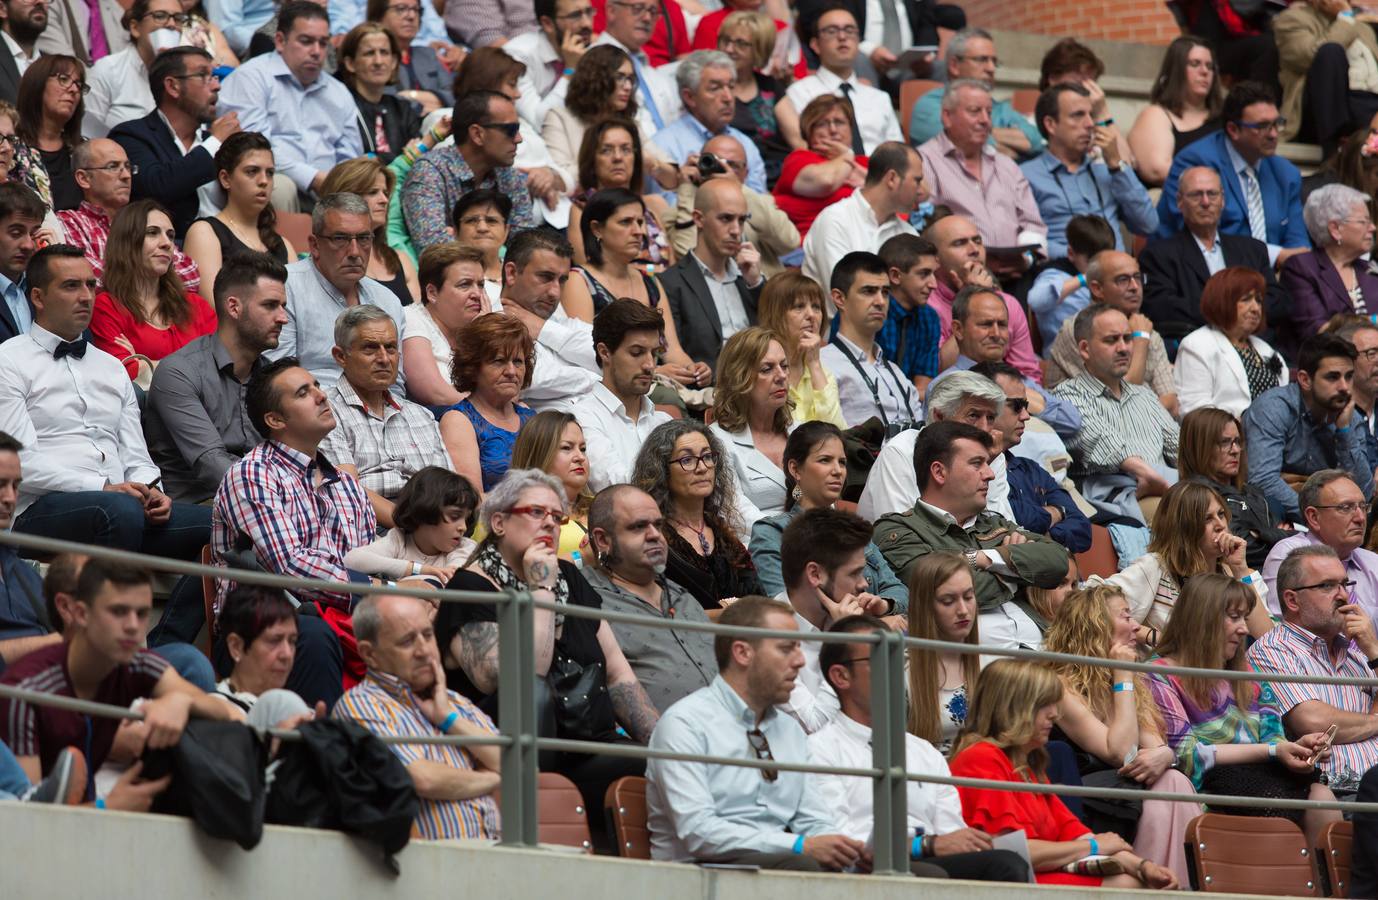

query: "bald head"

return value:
[1086, 250, 1142, 315]
[1178, 165, 1224, 235]
[694, 175, 745, 215]
[354, 592, 441, 691]
[926, 214, 986, 279]
[702, 134, 747, 182]
[694, 177, 749, 264]
[73, 138, 131, 211]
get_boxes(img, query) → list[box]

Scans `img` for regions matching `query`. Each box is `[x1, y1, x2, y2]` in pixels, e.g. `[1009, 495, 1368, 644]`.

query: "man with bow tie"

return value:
[0, 244, 211, 560]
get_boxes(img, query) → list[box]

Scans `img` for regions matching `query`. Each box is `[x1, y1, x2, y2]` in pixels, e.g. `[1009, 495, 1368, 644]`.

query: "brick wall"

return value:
[955, 0, 1180, 46]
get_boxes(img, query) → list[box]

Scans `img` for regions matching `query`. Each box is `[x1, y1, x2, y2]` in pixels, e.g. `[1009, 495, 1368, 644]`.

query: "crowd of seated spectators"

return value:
[8, 0, 1378, 885]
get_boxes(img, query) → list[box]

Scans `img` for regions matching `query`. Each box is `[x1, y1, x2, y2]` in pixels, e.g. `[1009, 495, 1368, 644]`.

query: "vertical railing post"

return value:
[498, 588, 538, 846]
[869, 628, 909, 876]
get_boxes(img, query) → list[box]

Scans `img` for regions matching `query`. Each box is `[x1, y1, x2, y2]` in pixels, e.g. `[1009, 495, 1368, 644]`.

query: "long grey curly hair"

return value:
[629, 419, 742, 533]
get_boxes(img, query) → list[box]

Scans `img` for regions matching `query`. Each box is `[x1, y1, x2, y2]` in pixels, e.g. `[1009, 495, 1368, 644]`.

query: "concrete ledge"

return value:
[0, 802, 1272, 900]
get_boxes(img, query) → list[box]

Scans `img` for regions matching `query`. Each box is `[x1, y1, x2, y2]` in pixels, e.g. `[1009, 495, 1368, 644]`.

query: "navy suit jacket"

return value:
[108, 111, 217, 238]
[1155, 130, 1308, 249]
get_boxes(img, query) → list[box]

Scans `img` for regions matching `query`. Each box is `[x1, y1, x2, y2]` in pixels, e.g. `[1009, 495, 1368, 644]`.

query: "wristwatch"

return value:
[962, 548, 981, 567]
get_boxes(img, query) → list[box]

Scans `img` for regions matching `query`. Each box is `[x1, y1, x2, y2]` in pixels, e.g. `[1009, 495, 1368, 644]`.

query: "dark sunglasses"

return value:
[481, 121, 521, 139]
[746, 727, 778, 782]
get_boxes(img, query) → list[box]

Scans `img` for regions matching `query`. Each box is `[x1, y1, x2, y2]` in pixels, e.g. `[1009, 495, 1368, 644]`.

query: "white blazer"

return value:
[709, 422, 793, 535]
[1175, 326, 1289, 418]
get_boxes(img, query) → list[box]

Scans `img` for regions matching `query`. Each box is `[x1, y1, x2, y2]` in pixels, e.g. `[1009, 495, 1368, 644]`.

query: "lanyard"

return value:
[830, 335, 917, 426]
[1051, 162, 1105, 219]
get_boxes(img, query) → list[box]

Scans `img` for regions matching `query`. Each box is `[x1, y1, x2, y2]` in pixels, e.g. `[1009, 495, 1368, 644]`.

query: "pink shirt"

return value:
[916, 131, 1046, 248]
[930, 279, 1043, 384]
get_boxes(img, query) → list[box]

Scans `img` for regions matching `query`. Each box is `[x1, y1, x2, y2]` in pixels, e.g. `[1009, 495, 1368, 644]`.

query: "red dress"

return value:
[90, 291, 218, 380]
[948, 740, 1101, 887]
[773, 148, 868, 238]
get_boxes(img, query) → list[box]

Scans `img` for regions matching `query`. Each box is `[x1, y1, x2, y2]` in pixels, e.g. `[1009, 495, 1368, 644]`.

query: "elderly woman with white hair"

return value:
[435, 468, 655, 832]
[1280, 182, 1378, 338]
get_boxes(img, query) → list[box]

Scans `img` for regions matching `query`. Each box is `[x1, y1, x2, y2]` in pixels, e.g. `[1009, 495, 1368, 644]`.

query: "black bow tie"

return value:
[53, 338, 86, 360]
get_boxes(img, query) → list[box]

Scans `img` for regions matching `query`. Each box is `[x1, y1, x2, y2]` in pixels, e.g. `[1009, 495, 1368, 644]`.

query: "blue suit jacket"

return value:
[109, 111, 218, 239]
[1155, 130, 1307, 248]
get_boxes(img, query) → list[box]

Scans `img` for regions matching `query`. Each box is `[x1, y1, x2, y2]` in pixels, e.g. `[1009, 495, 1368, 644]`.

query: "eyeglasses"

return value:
[745, 727, 778, 782]
[718, 36, 752, 52]
[1182, 189, 1222, 203]
[481, 121, 521, 139]
[610, 0, 659, 18]
[458, 214, 505, 228]
[553, 5, 595, 21]
[1358, 347, 1378, 362]
[78, 161, 138, 175]
[817, 24, 859, 38]
[1112, 272, 1146, 288]
[385, 3, 421, 14]
[48, 72, 89, 95]
[172, 70, 220, 83]
[1314, 502, 1366, 516]
[506, 505, 571, 525]
[1005, 398, 1029, 414]
[957, 53, 999, 67]
[613, 72, 638, 88]
[671, 451, 718, 472]
[1292, 579, 1358, 595]
[1235, 117, 1287, 133]
[315, 232, 374, 249]
[141, 9, 191, 25]
[0, 134, 20, 147]
[1215, 437, 1242, 450]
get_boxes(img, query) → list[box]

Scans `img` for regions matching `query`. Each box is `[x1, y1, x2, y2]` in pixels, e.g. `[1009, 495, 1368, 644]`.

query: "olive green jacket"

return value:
[873, 501, 1071, 613]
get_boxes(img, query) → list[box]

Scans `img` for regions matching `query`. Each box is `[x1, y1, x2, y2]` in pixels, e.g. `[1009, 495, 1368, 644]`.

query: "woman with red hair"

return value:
[1174, 266, 1288, 417]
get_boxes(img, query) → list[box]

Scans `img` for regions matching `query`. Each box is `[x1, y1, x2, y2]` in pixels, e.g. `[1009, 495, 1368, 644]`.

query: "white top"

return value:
[572, 381, 671, 492]
[779, 607, 840, 734]
[978, 601, 1045, 651]
[784, 67, 902, 155]
[522, 305, 601, 412]
[83, 46, 153, 139]
[403, 303, 453, 388]
[709, 420, 786, 529]
[801, 189, 915, 298]
[691, 252, 751, 340]
[1096, 551, 1269, 632]
[341, 528, 477, 579]
[855, 427, 1013, 521]
[858, 0, 912, 60]
[1174, 325, 1288, 418]
[818, 331, 920, 430]
[808, 712, 967, 843]
[2, 32, 37, 75]
[0, 326, 160, 516]
[505, 30, 566, 131]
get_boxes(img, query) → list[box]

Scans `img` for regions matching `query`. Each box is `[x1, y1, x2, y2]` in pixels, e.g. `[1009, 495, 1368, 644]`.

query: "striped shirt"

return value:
[334, 670, 500, 840]
[1247, 621, 1378, 788]
[211, 440, 377, 614]
[318, 379, 452, 501]
[1052, 372, 1180, 473]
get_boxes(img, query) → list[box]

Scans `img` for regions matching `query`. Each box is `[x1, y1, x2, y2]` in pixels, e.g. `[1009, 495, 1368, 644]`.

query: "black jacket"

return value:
[0, 38, 19, 106]
[1187, 475, 1292, 570]
[661, 253, 762, 369]
[108, 110, 218, 238]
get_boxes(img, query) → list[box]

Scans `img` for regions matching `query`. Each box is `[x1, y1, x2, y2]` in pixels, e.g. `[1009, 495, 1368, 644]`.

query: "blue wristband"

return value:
[1077, 273, 1087, 288]
[793, 835, 805, 854]
[911, 835, 925, 859]
[1338, 425, 1352, 434]
[1112, 681, 1134, 693]
[1088, 836, 1099, 856]
[95, 796, 106, 810]
[439, 710, 459, 733]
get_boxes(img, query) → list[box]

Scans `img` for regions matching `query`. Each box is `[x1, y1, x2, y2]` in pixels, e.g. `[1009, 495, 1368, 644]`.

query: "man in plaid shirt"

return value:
[55, 139, 200, 292]
[211, 356, 377, 702]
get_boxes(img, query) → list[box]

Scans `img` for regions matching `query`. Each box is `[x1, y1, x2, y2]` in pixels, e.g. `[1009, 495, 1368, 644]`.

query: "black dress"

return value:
[663, 521, 763, 611]
[437, 560, 644, 838]
[198, 217, 290, 264]
[39, 145, 80, 211]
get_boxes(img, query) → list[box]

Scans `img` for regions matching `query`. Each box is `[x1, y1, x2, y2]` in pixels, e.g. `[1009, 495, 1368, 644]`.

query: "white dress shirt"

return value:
[858, 0, 912, 59]
[0, 326, 159, 516]
[505, 30, 567, 131]
[691, 252, 751, 339]
[855, 427, 1013, 522]
[802, 189, 916, 300]
[818, 331, 921, 430]
[2, 32, 37, 75]
[779, 606, 840, 734]
[708, 421, 789, 528]
[573, 381, 670, 492]
[785, 67, 902, 155]
[647, 675, 836, 862]
[1192, 231, 1227, 276]
[154, 110, 226, 217]
[83, 46, 154, 139]
[522, 305, 601, 412]
[807, 712, 968, 844]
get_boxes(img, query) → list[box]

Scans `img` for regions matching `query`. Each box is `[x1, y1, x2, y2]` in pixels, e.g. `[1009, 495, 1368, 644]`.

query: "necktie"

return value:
[1242, 166, 1267, 242]
[632, 56, 665, 131]
[54, 338, 86, 360]
[879, 0, 902, 58]
[838, 82, 866, 157]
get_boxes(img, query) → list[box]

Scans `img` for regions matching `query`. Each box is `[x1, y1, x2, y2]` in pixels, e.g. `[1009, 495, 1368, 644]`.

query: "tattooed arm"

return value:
[450, 604, 557, 695]
[597, 620, 660, 743]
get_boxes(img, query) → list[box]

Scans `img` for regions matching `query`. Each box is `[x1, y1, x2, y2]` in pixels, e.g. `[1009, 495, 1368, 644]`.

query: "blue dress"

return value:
[448, 399, 535, 490]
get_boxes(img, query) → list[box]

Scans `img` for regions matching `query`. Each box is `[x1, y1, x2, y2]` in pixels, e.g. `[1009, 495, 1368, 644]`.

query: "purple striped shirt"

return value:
[1247, 620, 1378, 787]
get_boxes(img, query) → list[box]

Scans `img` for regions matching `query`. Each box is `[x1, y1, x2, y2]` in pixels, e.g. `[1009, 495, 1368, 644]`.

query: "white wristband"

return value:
[412, 561, 423, 577]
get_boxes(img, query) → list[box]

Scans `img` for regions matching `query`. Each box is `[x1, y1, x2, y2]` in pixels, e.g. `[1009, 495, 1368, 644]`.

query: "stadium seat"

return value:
[1185, 813, 1320, 895]
[1011, 89, 1039, 117]
[604, 776, 650, 859]
[1318, 821, 1353, 898]
[275, 211, 313, 254]
[899, 80, 942, 144]
[1075, 524, 1118, 580]
[538, 771, 593, 853]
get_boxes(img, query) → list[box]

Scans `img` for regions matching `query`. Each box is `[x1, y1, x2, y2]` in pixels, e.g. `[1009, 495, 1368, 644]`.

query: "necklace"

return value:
[220, 212, 262, 249]
[672, 516, 711, 555]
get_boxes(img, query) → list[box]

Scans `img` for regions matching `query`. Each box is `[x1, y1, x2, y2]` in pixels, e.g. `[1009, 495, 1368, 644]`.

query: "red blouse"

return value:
[948, 740, 1100, 887]
[773, 148, 868, 239]
[90, 291, 218, 380]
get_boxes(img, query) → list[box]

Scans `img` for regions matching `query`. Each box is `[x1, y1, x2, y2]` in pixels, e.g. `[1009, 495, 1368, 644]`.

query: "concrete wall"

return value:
[957, 0, 1181, 46]
[0, 803, 1267, 900]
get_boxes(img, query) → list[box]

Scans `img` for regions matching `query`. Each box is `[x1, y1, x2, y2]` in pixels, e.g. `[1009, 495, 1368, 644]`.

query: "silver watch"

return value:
[963, 548, 981, 566]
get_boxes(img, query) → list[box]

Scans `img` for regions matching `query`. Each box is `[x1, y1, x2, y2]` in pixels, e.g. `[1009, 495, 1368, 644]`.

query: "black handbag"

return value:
[547, 651, 618, 743]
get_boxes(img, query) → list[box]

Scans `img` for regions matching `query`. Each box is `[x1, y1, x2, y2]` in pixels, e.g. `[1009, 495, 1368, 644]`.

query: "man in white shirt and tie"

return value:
[505, 0, 594, 130]
[0, 244, 211, 559]
[573, 298, 670, 491]
[591, 0, 681, 138]
[775, 6, 902, 155]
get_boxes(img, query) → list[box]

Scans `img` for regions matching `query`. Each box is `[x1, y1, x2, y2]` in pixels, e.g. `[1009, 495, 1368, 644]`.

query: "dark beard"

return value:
[7, 17, 44, 45]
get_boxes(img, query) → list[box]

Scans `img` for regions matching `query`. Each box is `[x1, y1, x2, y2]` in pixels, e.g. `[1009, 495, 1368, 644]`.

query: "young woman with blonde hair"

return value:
[906, 552, 982, 753]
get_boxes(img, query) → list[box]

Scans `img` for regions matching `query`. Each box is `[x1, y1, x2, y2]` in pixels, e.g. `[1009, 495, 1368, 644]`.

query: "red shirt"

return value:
[773, 148, 868, 238]
[949, 740, 1101, 887]
[690, 10, 807, 81]
[0, 642, 169, 780]
[90, 291, 218, 380]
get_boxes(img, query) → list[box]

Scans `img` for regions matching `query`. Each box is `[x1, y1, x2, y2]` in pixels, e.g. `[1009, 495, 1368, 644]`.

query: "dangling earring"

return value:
[791, 485, 803, 502]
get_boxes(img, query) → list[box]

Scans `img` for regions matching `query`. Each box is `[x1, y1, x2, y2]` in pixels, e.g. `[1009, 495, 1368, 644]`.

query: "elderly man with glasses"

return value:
[1262, 470, 1378, 618]
[1250, 541, 1378, 794]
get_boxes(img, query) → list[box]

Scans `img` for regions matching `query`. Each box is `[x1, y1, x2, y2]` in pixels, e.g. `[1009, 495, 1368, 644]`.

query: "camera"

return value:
[698, 152, 727, 179]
